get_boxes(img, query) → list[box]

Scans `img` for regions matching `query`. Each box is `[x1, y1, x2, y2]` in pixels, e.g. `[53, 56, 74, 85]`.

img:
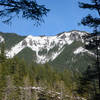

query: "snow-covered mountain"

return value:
[3, 30, 88, 64]
[0, 30, 94, 71]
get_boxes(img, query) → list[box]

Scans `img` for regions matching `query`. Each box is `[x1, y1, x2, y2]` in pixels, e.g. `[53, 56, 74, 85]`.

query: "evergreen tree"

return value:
[78, 0, 100, 99]
[0, 42, 6, 63]
[79, 0, 100, 28]
[0, 0, 50, 24]
[0, 49, 77, 99]
[77, 65, 96, 99]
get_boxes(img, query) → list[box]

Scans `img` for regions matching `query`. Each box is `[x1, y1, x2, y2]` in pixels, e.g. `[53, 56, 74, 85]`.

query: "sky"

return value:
[0, 0, 95, 36]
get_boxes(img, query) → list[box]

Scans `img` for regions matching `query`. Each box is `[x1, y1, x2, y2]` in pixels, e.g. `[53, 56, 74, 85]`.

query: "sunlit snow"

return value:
[74, 46, 95, 56]
[5, 31, 87, 64]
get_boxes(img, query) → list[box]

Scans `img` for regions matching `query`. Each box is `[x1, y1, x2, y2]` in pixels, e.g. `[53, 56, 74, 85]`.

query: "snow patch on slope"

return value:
[74, 47, 95, 56]
[51, 47, 64, 61]
[0, 36, 4, 43]
[6, 41, 26, 58]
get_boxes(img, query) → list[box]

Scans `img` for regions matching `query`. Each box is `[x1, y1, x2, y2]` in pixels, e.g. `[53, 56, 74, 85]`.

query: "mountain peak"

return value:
[27, 35, 33, 38]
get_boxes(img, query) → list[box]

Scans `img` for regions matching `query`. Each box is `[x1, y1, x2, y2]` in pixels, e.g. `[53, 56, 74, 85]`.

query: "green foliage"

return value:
[0, 42, 6, 63]
[15, 47, 36, 64]
[78, 0, 100, 28]
[77, 0, 100, 99]
[0, 0, 50, 24]
[0, 49, 78, 99]
[0, 32, 26, 50]
[50, 41, 94, 72]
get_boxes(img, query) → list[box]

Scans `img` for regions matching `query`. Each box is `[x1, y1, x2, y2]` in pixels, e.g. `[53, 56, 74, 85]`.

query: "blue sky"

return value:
[0, 0, 94, 36]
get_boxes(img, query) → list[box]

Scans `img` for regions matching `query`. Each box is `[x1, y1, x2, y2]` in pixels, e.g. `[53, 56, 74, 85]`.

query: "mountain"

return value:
[0, 32, 26, 49]
[0, 31, 95, 72]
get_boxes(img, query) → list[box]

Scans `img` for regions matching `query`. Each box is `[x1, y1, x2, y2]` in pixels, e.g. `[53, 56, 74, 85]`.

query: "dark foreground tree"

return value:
[79, 0, 100, 28]
[77, 0, 100, 99]
[0, 0, 50, 24]
[0, 42, 6, 63]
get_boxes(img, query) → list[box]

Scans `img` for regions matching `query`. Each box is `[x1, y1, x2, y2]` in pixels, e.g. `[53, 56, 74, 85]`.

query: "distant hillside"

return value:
[0, 32, 26, 49]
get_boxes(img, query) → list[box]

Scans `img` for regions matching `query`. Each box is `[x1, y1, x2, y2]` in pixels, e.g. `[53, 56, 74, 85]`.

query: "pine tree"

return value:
[77, 65, 97, 99]
[0, 0, 50, 24]
[0, 42, 6, 63]
[78, 0, 100, 99]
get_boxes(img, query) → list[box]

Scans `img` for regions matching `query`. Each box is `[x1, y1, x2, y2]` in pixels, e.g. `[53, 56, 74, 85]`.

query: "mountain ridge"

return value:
[2, 30, 88, 64]
[0, 30, 95, 72]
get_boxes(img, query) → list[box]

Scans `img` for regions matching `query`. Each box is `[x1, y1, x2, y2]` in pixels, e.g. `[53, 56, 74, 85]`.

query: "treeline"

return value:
[0, 43, 79, 100]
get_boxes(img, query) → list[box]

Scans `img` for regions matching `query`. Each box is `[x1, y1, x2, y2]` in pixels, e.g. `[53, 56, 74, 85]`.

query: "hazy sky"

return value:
[0, 0, 95, 36]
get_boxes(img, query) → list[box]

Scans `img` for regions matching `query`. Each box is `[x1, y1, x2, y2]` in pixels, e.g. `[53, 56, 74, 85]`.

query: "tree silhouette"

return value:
[79, 0, 100, 28]
[78, 0, 100, 99]
[0, 42, 6, 63]
[0, 0, 50, 24]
